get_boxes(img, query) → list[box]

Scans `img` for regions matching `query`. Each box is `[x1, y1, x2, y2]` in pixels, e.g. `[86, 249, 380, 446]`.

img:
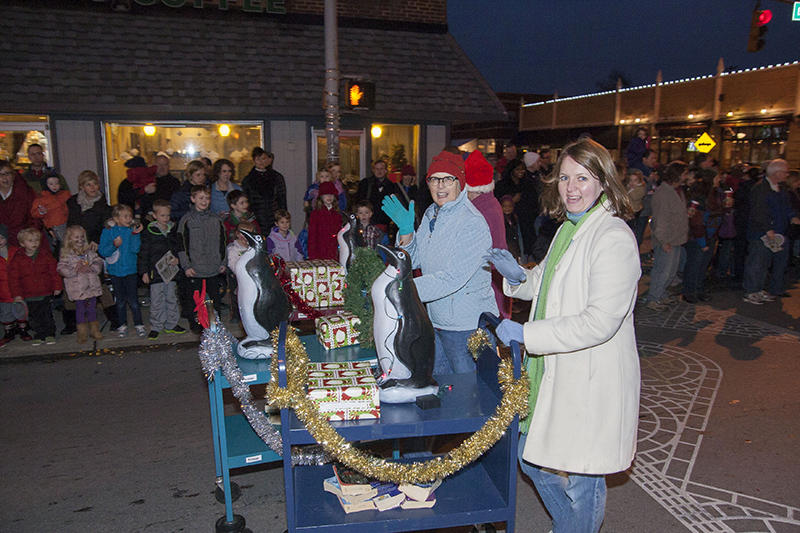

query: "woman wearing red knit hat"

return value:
[382, 150, 498, 374]
[464, 151, 511, 319]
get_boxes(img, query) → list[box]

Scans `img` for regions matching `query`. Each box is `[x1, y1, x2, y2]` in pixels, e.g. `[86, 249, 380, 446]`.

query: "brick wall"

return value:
[286, 0, 447, 24]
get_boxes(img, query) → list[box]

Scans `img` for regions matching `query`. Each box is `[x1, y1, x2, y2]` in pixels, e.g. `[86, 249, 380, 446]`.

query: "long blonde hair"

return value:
[60, 225, 90, 259]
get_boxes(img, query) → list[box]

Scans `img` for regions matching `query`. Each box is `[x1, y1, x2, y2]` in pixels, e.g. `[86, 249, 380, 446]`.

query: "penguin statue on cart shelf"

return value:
[370, 244, 438, 403]
[337, 212, 360, 273]
[234, 229, 293, 359]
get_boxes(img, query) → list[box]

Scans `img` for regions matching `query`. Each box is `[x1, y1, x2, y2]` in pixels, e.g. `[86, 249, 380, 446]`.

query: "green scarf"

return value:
[520, 198, 605, 434]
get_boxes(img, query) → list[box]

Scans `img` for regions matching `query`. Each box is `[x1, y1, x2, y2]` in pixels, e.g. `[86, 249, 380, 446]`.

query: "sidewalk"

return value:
[0, 297, 246, 363]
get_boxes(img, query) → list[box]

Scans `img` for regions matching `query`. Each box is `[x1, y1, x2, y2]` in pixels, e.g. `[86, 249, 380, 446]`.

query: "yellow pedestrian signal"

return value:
[344, 79, 375, 110]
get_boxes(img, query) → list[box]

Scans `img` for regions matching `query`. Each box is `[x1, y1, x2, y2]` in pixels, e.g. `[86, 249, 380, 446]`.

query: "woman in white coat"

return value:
[489, 138, 641, 533]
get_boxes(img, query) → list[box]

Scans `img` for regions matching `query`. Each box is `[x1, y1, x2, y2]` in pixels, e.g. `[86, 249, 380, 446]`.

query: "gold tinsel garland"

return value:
[265, 328, 530, 484]
[467, 327, 492, 360]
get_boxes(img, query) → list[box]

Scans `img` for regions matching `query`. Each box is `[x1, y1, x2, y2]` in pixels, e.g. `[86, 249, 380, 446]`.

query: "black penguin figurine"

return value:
[337, 213, 361, 272]
[234, 229, 292, 359]
[371, 244, 437, 403]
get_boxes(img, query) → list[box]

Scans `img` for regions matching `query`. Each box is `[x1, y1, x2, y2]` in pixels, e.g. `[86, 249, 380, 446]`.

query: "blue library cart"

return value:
[276, 314, 522, 533]
[207, 326, 379, 532]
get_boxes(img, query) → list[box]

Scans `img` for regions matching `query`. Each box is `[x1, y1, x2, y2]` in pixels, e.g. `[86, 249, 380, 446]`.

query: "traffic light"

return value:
[747, 9, 770, 52]
[344, 79, 375, 110]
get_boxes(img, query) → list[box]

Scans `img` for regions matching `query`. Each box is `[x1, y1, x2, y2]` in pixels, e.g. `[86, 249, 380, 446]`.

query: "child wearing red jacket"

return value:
[30, 174, 71, 250]
[307, 181, 343, 260]
[8, 227, 63, 346]
[0, 224, 29, 346]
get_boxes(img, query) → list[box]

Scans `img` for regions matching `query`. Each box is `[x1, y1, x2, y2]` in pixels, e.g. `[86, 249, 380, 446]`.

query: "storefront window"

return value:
[102, 122, 263, 204]
[370, 124, 419, 175]
[0, 115, 52, 170]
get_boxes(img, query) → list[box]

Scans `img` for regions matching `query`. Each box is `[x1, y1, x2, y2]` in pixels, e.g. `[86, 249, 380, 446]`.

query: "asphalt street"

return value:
[1, 275, 799, 532]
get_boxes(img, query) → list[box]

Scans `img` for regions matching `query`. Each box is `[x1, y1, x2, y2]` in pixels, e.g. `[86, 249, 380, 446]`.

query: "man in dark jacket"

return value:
[742, 159, 800, 303]
[356, 160, 400, 233]
[21, 143, 69, 194]
[153, 154, 181, 204]
[240, 148, 287, 236]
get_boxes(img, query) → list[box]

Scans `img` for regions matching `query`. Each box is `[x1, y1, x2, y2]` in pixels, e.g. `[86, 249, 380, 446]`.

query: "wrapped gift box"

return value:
[316, 312, 361, 350]
[308, 361, 380, 420]
[286, 260, 345, 308]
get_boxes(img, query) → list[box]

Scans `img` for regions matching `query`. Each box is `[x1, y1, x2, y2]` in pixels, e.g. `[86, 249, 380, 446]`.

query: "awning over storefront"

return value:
[1, 1, 506, 123]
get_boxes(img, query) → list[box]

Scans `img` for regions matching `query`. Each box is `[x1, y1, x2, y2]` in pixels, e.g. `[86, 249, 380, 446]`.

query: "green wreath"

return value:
[343, 247, 386, 348]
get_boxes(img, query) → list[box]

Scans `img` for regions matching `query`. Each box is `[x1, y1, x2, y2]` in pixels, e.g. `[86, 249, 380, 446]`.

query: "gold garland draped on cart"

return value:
[266, 327, 530, 484]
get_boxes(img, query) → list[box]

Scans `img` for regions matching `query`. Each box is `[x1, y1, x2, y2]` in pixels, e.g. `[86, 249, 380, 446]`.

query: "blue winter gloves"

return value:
[496, 319, 525, 347]
[485, 248, 526, 285]
[382, 195, 416, 236]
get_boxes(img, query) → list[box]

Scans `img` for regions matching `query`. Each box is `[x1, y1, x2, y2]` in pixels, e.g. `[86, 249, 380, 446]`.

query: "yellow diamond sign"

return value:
[695, 132, 716, 153]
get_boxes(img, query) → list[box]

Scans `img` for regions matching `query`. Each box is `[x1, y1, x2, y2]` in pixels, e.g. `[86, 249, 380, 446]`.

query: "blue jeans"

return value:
[433, 328, 475, 374]
[683, 239, 714, 295]
[111, 274, 142, 327]
[633, 213, 648, 247]
[645, 244, 682, 302]
[715, 238, 734, 278]
[518, 433, 606, 533]
[743, 238, 790, 295]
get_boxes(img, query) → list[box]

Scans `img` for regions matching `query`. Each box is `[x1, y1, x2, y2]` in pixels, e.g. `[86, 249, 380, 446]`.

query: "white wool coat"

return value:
[504, 204, 641, 475]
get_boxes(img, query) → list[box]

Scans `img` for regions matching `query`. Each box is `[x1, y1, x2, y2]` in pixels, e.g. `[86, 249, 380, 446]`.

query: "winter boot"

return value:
[2, 322, 15, 344]
[88, 321, 104, 340]
[103, 306, 119, 331]
[16, 321, 33, 341]
[76, 322, 88, 343]
[61, 308, 77, 336]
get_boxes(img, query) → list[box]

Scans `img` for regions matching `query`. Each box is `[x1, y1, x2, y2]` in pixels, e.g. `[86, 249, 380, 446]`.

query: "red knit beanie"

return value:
[319, 181, 337, 197]
[464, 151, 494, 193]
[426, 151, 466, 190]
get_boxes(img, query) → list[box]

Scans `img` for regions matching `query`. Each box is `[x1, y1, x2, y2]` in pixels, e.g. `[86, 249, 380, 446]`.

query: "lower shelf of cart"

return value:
[224, 414, 282, 468]
[291, 461, 511, 532]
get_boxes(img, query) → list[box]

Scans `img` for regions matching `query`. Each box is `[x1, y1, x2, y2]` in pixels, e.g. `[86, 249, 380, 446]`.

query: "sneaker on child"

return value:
[165, 325, 186, 334]
[135, 325, 147, 337]
[117, 325, 128, 338]
[147, 330, 159, 340]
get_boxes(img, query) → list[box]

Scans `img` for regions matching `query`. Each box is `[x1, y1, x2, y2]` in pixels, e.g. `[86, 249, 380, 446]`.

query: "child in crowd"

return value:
[303, 167, 346, 220]
[99, 203, 145, 338]
[226, 220, 256, 323]
[57, 225, 104, 343]
[138, 200, 185, 340]
[0, 224, 26, 346]
[8, 228, 63, 346]
[223, 190, 260, 243]
[170, 160, 208, 221]
[267, 209, 304, 261]
[307, 181, 343, 260]
[353, 200, 388, 250]
[177, 185, 227, 334]
[500, 195, 522, 261]
[31, 173, 71, 252]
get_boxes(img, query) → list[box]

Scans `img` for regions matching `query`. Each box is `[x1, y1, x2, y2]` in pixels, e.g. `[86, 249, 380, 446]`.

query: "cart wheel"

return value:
[215, 481, 242, 504]
[215, 514, 246, 533]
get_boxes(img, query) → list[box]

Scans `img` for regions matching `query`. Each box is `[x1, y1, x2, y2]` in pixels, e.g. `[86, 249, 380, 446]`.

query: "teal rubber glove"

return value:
[381, 195, 415, 235]
[485, 248, 526, 285]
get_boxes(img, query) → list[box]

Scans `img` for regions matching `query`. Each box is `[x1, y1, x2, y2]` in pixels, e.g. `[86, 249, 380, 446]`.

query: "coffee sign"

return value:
[133, 0, 286, 14]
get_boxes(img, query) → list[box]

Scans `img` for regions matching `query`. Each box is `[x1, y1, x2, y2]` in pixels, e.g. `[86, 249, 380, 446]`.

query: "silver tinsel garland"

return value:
[197, 314, 331, 466]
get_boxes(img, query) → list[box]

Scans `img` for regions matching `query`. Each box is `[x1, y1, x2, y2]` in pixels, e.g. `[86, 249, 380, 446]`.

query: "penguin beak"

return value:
[377, 243, 398, 265]
[240, 229, 257, 247]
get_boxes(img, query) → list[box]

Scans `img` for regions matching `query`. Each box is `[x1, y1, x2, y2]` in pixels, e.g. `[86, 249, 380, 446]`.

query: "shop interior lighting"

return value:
[635, 118, 641, 123]
[371, 125, 382, 138]
[219, 125, 231, 137]
[687, 114, 694, 119]
[620, 120, 626, 124]
[761, 109, 767, 114]
[727, 112, 734, 117]
[143, 125, 156, 136]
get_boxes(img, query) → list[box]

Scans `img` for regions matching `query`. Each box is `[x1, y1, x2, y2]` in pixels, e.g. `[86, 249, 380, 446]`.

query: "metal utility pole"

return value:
[324, 0, 340, 163]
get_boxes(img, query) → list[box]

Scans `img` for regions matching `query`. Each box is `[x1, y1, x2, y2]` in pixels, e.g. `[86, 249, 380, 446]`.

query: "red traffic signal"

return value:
[748, 9, 769, 52]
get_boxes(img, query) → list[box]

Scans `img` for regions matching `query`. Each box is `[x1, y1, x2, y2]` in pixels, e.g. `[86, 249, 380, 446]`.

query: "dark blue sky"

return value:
[447, 0, 800, 97]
